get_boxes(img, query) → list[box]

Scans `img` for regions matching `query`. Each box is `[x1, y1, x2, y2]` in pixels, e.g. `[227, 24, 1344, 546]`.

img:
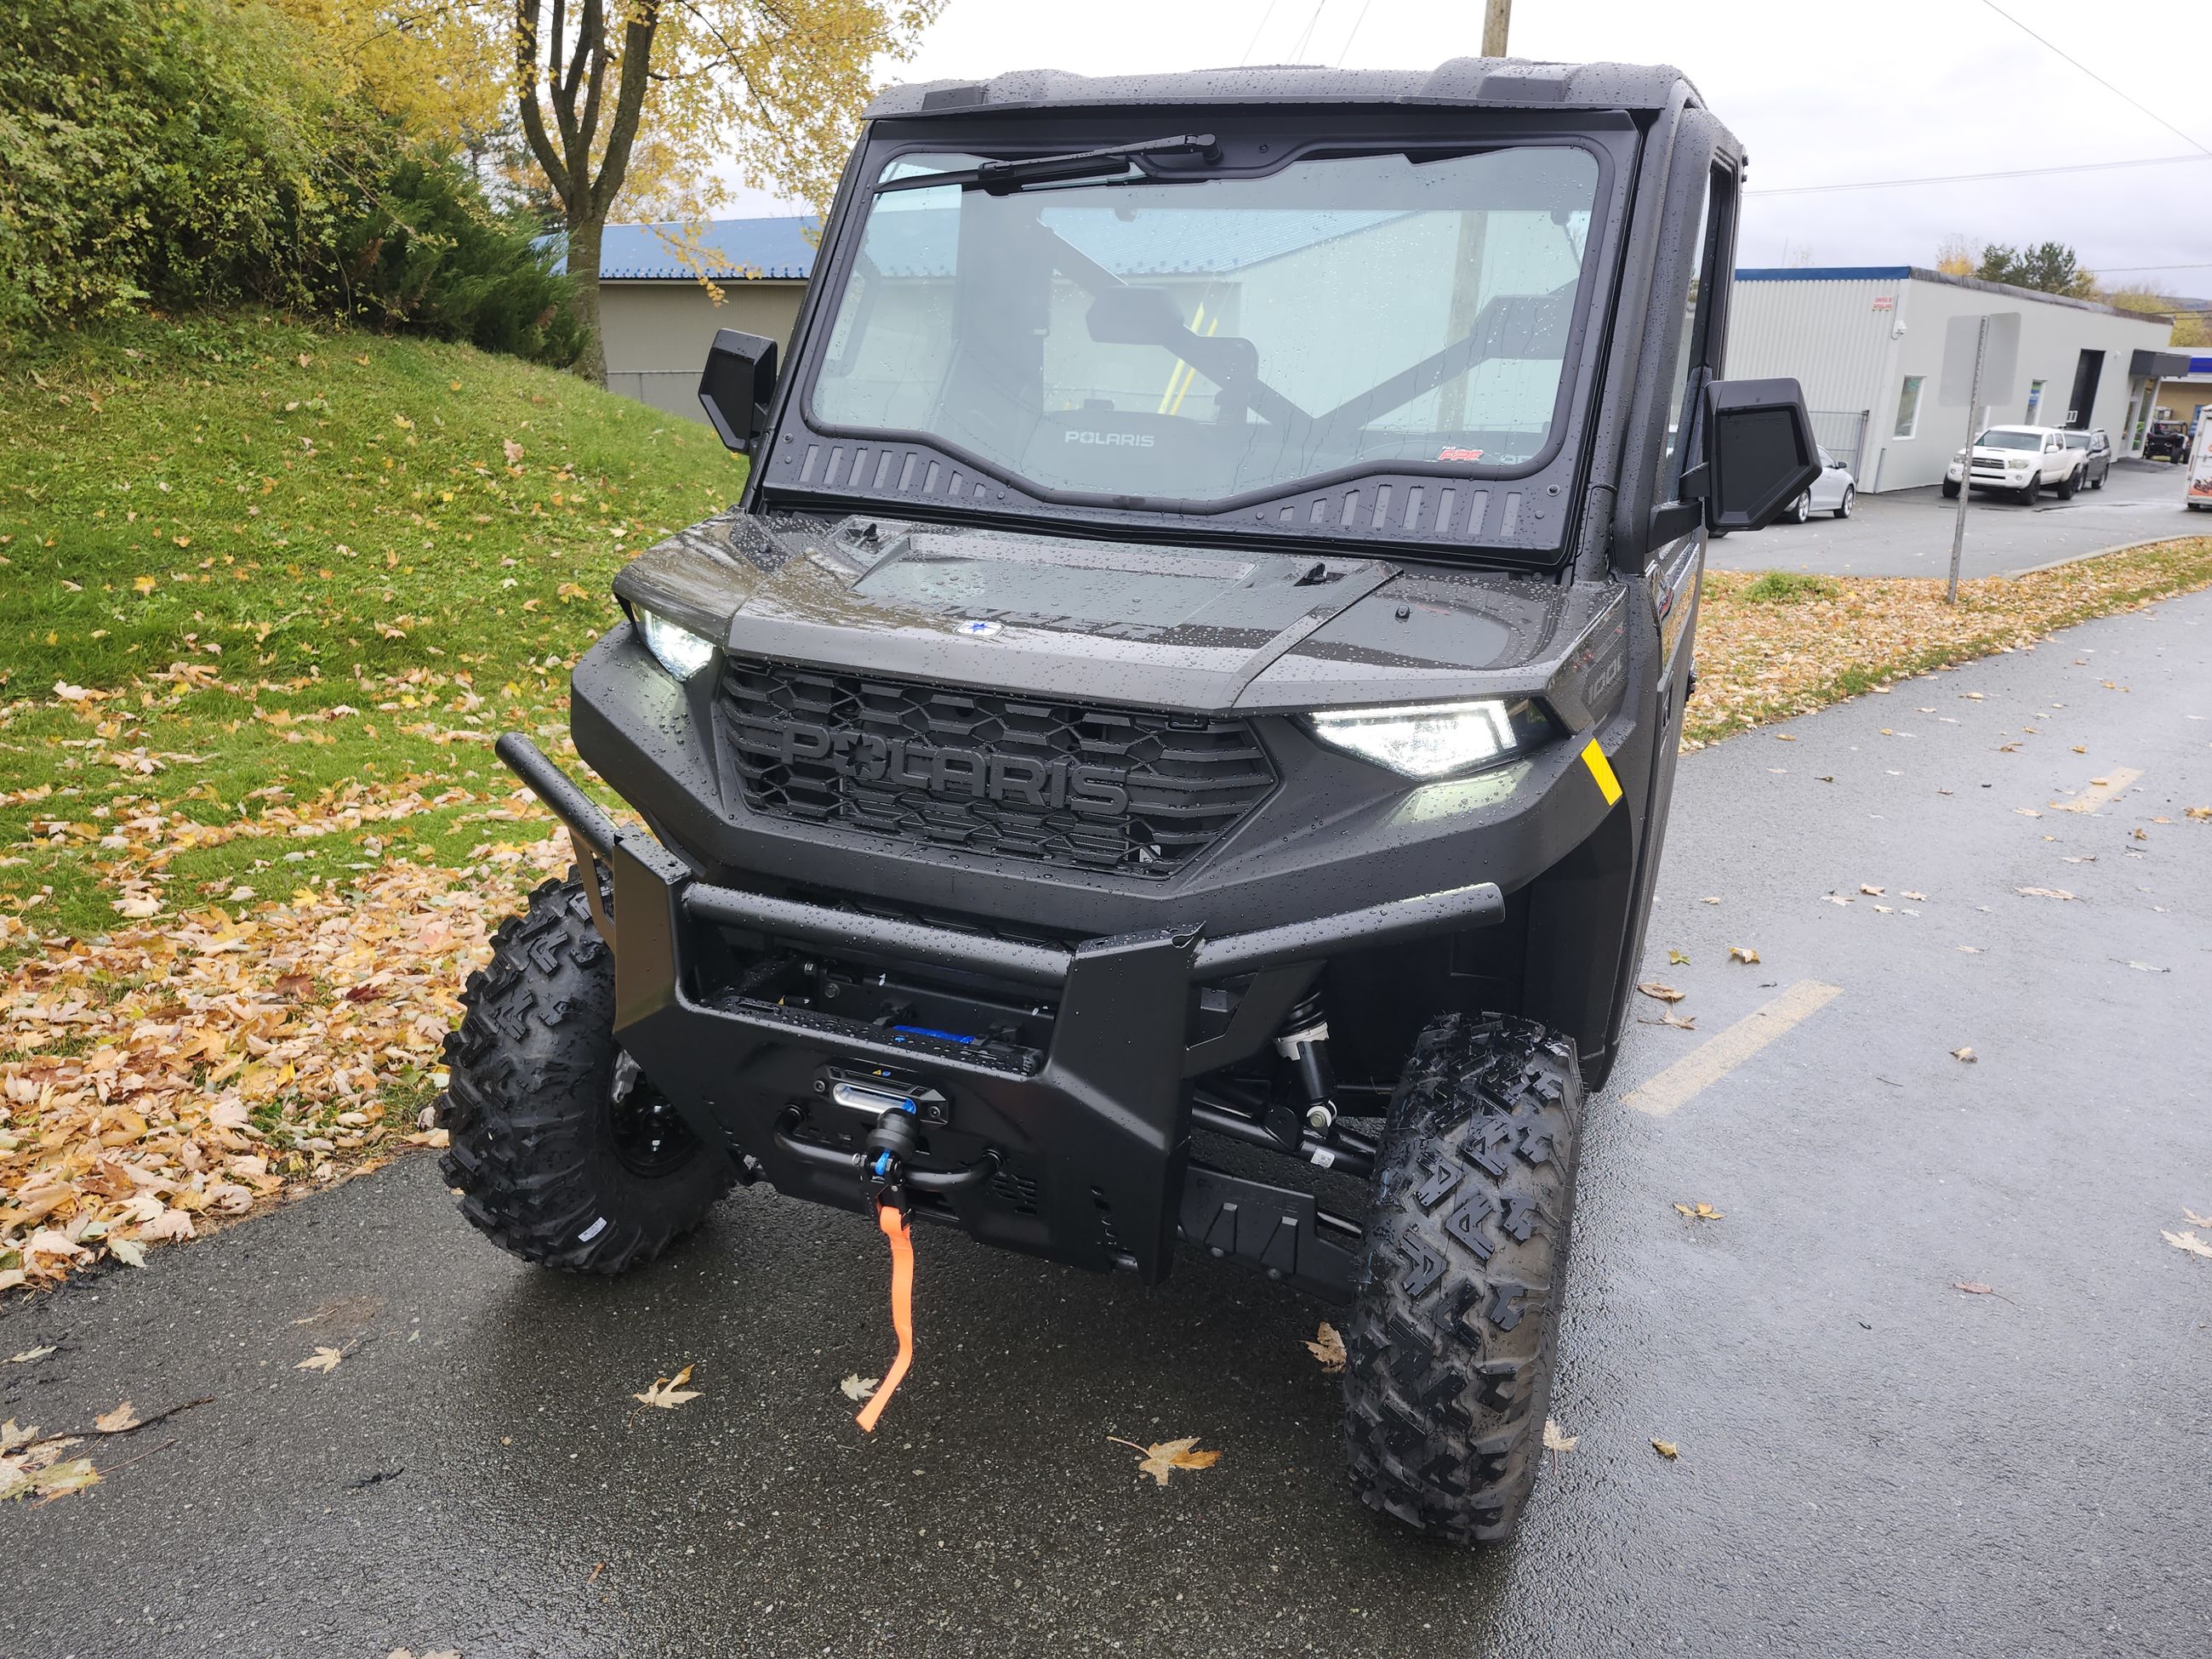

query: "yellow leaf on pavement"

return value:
[1673, 1202, 1724, 1221]
[634, 1365, 701, 1409]
[837, 1373, 880, 1403]
[1728, 945, 1759, 964]
[1542, 1419, 1577, 1453]
[296, 1347, 344, 1374]
[1111, 1434, 1221, 1486]
[1651, 1439, 1679, 1460]
[1305, 1321, 1346, 1373]
[94, 1401, 140, 1434]
[1635, 981, 1685, 1003]
[2162, 1229, 2212, 1261]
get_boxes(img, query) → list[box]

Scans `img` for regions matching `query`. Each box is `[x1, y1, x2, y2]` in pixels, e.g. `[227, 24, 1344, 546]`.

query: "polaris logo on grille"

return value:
[768, 721, 1131, 816]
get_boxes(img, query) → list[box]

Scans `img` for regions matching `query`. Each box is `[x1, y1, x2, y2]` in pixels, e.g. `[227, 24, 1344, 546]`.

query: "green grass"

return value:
[1736, 570, 1839, 604]
[0, 311, 744, 946]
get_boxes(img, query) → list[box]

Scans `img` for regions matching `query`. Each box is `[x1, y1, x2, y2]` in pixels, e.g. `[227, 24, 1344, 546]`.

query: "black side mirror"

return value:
[698, 328, 778, 454]
[1702, 378, 1824, 533]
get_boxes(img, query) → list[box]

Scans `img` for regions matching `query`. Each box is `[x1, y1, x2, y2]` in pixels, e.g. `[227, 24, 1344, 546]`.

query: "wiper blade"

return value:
[873, 134, 1220, 196]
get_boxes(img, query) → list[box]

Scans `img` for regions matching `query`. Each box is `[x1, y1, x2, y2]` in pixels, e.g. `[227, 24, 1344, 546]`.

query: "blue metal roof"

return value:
[586, 217, 821, 281]
[1734, 266, 1912, 282]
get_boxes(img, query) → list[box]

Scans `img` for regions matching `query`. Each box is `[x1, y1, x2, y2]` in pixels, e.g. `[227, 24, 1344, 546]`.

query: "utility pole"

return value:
[1947, 315, 1989, 604]
[1483, 0, 1512, 57]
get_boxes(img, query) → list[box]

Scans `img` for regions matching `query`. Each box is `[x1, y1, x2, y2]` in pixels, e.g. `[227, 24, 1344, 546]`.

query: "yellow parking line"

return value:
[2050, 766, 2142, 813]
[1621, 980, 1842, 1118]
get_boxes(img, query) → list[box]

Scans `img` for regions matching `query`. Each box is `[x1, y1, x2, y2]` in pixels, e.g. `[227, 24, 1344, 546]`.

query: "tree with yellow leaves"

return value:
[273, 0, 943, 382]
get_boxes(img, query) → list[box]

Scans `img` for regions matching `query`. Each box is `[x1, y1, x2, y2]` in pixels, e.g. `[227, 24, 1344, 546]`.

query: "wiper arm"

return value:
[874, 134, 1220, 196]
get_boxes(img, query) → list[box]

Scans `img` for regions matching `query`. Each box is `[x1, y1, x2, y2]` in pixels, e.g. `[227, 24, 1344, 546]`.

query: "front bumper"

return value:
[498, 733, 1504, 1290]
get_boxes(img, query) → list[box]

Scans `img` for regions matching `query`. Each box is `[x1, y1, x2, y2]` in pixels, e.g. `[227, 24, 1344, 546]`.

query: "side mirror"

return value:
[698, 328, 778, 455]
[1702, 378, 1824, 533]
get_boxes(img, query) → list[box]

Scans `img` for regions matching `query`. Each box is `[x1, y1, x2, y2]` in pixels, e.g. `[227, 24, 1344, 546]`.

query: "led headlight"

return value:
[1303, 698, 1553, 781]
[634, 605, 716, 680]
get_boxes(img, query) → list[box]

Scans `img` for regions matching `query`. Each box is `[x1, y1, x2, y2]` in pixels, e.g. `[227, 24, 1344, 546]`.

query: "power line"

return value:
[1239, 0, 1281, 66]
[1334, 0, 1377, 66]
[2099, 262, 2212, 274]
[1288, 0, 1331, 60]
[1747, 151, 2212, 196]
[1979, 0, 2212, 157]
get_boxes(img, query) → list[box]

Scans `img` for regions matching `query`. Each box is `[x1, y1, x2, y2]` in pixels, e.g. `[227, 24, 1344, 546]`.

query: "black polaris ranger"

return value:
[443, 58, 1819, 1542]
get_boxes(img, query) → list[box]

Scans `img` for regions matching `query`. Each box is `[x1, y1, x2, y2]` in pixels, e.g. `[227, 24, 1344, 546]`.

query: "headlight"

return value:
[634, 605, 715, 680]
[1303, 698, 1552, 780]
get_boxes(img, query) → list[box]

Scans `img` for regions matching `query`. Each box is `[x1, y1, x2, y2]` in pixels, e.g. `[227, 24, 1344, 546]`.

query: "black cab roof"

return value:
[864, 59, 1702, 122]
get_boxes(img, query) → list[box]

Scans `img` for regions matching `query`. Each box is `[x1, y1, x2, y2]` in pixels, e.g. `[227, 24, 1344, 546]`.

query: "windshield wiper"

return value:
[874, 134, 1220, 196]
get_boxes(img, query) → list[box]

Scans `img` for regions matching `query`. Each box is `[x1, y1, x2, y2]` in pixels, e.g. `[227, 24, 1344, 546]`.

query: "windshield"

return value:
[809, 144, 1601, 505]
[1975, 429, 2043, 450]
[2061, 432, 2088, 448]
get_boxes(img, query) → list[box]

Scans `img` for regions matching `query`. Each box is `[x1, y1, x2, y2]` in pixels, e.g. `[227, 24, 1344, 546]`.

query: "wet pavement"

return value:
[6, 590, 2210, 1659]
[1709, 458, 2204, 579]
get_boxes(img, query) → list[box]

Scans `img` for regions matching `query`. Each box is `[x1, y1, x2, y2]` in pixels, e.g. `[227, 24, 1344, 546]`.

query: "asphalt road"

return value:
[1709, 457, 2205, 579]
[7, 592, 2211, 1659]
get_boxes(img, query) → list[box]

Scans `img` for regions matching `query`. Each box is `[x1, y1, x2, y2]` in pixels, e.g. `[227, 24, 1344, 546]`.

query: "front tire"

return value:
[2055, 470, 2078, 500]
[1787, 492, 1810, 524]
[1343, 1013, 1583, 1545]
[1833, 485, 1855, 519]
[440, 875, 734, 1272]
[2019, 476, 2039, 505]
[1941, 480, 1960, 499]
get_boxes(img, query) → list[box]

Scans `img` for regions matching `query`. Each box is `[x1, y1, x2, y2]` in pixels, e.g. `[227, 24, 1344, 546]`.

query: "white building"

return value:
[1725, 266, 2175, 492]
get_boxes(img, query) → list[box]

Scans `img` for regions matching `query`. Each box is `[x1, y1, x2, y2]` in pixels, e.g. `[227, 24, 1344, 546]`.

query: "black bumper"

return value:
[497, 733, 1502, 1289]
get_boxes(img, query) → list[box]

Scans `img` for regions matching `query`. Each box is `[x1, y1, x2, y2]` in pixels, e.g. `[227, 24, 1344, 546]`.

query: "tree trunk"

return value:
[566, 214, 607, 385]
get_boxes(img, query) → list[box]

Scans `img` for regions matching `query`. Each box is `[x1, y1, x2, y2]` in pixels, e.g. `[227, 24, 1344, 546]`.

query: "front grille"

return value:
[721, 658, 1276, 880]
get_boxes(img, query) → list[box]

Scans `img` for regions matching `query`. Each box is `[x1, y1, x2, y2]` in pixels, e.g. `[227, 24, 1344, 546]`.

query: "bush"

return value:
[0, 0, 362, 328]
[0, 0, 576, 365]
[332, 153, 581, 368]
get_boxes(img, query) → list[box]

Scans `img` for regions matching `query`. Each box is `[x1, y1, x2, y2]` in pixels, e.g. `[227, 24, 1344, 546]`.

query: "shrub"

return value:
[1737, 571, 1840, 605]
[330, 152, 581, 368]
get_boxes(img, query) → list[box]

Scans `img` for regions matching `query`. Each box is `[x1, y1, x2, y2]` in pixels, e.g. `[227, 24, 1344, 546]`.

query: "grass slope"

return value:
[1, 313, 744, 941]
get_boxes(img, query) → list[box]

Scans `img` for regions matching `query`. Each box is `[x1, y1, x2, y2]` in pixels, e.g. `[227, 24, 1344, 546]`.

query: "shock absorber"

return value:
[1275, 992, 1337, 1135]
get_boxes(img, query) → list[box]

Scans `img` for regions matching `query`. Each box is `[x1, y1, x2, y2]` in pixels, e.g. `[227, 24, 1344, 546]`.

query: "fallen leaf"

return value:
[1727, 945, 1759, 964]
[94, 1401, 140, 1434]
[1112, 1435, 1222, 1486]
[1635, 981, 1685, 1003]
[2162, 1230, 2212, 1261]
[1657, 1011, 1696, 1030]
[502, 437, 524, 464]
[1701, 896, 1720, 905]
[1859, 884, 1884, 896]
[28, 1457, 102, 1501]
[1953, 1281, 1996, 1296]
[7, 1348, 57, 1365]
[296, 1347, 344, 1374]
[634, 1365, 701, 1409]
[1542, 1418, 1578, 1453]
[1668, 949, 1690, 965]
[1903, 890, 1928, 901]
[838, 1373, 880, 1403]
[1650, 1439, 1679, 1460]
[2185, 806, 2211, 821]
[1774, 733, 1797, 742]
[1305, 1321, 1347, 1374]
[2015, 887, 2075, 901]
[2182, 1209, 2212, 1229]
[1951, 1046, 1976, 1063]
[1673, 1201, 1725, 1220]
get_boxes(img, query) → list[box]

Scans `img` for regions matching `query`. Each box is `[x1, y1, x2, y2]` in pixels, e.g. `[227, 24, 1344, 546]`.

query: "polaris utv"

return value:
[442, 59, 1819, 1542]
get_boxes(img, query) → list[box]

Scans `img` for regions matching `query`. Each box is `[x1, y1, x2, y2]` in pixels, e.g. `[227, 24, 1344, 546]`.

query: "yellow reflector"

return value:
[1582, 738, 1623, 807]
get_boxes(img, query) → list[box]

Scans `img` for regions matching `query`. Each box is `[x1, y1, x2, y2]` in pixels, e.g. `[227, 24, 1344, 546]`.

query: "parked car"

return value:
[1782, 446, 1856, 521]
[2145, 420, 2189, 462]
[1941, 425, 2082, 504]
[2058, 428, 2111, 489]
[2189, 419, 2212, 510]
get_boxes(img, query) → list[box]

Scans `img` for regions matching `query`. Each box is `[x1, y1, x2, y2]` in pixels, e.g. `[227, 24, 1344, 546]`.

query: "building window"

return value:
[2024, 379, 2045, 424]
[1892, 375, 1924, 439]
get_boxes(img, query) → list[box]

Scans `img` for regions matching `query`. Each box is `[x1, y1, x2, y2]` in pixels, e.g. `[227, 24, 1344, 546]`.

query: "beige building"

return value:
[2141, 349, 2212, 442]
[593, 218, 815, 421]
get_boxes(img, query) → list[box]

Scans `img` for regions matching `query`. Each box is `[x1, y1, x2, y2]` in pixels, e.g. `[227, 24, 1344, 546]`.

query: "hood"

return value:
[614, 510, 1620, 716]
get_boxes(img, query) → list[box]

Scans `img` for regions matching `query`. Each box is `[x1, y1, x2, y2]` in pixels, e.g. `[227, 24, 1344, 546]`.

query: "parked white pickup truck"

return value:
[1941, 425, 2084, 505]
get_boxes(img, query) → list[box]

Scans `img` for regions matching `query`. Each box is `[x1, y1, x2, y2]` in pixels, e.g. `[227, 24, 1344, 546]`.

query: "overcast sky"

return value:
[719, 0, 2209, 294]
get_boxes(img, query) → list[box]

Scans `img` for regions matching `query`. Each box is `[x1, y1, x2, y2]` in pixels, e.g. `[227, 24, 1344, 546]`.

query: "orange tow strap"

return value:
[855, 1202, 915, 1433]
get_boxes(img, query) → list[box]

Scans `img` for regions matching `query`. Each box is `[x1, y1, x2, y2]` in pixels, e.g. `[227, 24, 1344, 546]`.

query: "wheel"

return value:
[441, 873, 734, 1272]
[1343, 1012, 1583, 1545]
[1787, 493, 1810, 524]
[1941, 480, 1959, 499]
[2055, 470, 2077, 500]
[1833, 486, 1855, 519]
[2019, 476, 2039, 505]
[2089, 467, 2104, 490]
